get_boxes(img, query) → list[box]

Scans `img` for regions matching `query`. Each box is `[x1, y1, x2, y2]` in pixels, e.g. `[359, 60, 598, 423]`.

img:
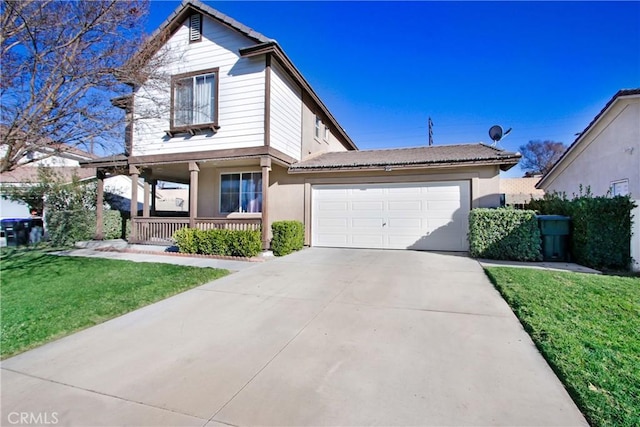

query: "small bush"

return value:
[527, 190, 635, 270]
[172, 227, 262, 258]
[46, 209, 95, 247]
[226, 229, 262, 257]
[468, 208, 542, 261]
[103, 210, 130, 240]
[172, 227, 198, 253]
[271, 220, 304, 256]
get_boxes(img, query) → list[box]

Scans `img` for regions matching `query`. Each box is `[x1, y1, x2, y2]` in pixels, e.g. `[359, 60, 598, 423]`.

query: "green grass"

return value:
[485, 267, 640, 427]
[0, 249, 229, 359]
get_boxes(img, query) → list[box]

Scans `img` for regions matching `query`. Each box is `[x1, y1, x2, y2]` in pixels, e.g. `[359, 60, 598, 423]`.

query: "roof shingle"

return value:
[289, 143, 521, 172]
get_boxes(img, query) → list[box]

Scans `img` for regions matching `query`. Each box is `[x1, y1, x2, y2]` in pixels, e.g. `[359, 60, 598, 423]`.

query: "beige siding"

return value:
[300, 103, 349, 160]
[269, 61, 302, 160]
[132, 14, 265, 157]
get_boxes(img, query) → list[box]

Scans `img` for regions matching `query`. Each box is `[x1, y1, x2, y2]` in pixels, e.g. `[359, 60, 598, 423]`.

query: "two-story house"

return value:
[83, 0, 520, 251]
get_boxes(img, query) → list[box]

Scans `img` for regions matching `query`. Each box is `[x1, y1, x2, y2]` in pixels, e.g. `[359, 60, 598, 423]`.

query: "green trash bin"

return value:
[537, 215, 571, 261]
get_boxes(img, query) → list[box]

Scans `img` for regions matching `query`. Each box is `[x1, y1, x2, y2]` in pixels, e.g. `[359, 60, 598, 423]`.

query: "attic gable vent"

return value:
[189, 13, 202, 42]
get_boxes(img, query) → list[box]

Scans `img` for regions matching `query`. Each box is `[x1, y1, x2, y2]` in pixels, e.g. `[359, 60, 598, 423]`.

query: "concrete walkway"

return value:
[1, 248, 587, 426]
[478, 258, 601, 274]
[51, 248, 261, 271]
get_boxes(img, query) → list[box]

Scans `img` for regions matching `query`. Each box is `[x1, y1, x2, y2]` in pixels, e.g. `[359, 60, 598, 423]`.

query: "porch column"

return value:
[143, 179, 151, 217]
[95, 170, 105, 240]
[150, 179, 157, 216]
[129, 165, 139, 241]
[260, 157, 271, 250]
[189, 162, 199, 228]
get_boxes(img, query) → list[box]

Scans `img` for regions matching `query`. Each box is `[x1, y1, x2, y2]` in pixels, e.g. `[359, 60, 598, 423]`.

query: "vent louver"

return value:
[189, 14, 202, 42]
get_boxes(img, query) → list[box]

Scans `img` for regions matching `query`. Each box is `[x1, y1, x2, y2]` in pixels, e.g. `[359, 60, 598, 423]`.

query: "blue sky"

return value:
[146, 1, 640, 177]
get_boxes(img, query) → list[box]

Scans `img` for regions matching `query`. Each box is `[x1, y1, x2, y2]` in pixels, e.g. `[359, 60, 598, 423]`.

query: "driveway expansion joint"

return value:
[1, 367, 207, 422]
[333, 300, 511, 318]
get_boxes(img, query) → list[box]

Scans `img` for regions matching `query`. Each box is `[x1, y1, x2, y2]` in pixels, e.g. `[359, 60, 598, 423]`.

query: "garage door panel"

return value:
[352, 235, 385, 246]
[352, 201, 385, 211]
[312, 181, 470, 251]
[387, 218, 422, 228]
[388, 201, 422, 211]
[317, 218, 348, 228]
[352, 218, 385, 228]
[317, 201, 349, 212]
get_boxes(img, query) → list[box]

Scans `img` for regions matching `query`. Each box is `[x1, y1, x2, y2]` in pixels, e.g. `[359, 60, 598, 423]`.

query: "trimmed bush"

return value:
[103, 210, 130, 240]
[46, 209, 94, 247]
[271, 220, 304, 256]
[173, 227, 198, 254]
[226, 229, 262, 257]
[527, 191, 635, 270]
[468, 208, 542, 261]
[172, 227, 262, 258]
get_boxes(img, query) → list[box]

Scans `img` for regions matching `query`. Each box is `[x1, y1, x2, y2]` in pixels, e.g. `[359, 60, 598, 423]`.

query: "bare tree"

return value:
[0, 0, 173, 172]
[519, 140, 567, 175]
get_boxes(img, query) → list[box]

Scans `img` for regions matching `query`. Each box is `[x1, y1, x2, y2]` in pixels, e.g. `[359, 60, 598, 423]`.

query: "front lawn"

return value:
[0, 249, 229, 359]
[485, 267, 640, 427]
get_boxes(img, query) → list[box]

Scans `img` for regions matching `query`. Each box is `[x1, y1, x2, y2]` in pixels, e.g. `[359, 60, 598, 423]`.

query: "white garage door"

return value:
[312, 181, 470, 251]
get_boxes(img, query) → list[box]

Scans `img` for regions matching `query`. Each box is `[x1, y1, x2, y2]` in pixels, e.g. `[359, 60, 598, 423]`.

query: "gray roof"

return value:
[289, 144, 521, 173]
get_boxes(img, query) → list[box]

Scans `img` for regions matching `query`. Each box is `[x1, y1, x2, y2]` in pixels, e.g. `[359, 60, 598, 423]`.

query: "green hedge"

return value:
[468, 208, 542, 261]
[172, 227, 262, 258]
[271, 220, 304, 256]
[527, 192, 635, 270]
[45, 209, 130, 247]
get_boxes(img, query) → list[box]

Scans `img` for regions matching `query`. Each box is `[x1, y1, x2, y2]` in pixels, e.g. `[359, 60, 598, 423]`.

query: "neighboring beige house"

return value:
[83, 0, 520, 251]
[0, 145, 167, 222]
[537, 88, 640, 271]
[500, 176, 545, 207]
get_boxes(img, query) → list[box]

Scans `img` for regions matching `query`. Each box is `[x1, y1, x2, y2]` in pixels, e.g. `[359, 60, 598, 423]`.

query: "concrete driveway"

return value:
[1, 248, 586, 426]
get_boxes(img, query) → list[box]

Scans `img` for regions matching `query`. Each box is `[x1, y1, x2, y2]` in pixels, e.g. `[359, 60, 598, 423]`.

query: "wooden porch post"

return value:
[150, 179, 157, 216]
[95, 169, 105, 240]
[143, 179, 151, 217]
[129, 165, 139, 241]
[260, 157, 271, 250]
[189, 162, 199, 228]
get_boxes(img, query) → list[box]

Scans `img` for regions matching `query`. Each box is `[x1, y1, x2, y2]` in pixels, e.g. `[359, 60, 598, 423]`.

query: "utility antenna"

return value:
[428, 117, 434, 146]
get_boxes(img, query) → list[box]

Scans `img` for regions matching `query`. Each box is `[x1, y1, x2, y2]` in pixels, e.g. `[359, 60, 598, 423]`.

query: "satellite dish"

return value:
[488, 125, 512, 145]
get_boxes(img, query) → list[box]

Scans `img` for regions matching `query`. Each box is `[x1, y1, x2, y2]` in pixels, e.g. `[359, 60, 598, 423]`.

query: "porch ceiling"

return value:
[144, 158, 262, 184]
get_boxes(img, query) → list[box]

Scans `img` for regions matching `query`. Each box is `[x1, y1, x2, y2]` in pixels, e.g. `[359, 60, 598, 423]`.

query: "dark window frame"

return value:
[219, 171, 263, 214]
[169, 67, 220, 134]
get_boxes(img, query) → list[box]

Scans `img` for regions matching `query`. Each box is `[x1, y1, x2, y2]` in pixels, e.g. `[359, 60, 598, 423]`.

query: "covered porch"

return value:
[87, 153, 275, 249]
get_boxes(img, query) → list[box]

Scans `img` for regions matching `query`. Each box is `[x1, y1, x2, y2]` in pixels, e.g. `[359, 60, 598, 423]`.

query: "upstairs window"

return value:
[189, 14, 202, 42]
[324, 125, 329, 141]
[220, 172, 262, 213]
[171, 68, 218, 131]
[315, 116, 321, 139]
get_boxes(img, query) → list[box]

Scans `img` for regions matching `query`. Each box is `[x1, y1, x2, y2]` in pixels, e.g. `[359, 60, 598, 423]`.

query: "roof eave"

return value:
[288, 158, 520, 174]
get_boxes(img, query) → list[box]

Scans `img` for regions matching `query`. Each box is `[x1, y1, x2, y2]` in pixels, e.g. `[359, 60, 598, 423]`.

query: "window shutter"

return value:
[189, 14, 201, 42]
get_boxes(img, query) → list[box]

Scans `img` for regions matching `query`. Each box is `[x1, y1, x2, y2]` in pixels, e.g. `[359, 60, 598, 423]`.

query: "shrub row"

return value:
[172, 227, 262, 258]
[527, 192, 635, 270]
[468, 208, 542, 261]
[271, 220, 304, 256]
[46, 209, 128, 247]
